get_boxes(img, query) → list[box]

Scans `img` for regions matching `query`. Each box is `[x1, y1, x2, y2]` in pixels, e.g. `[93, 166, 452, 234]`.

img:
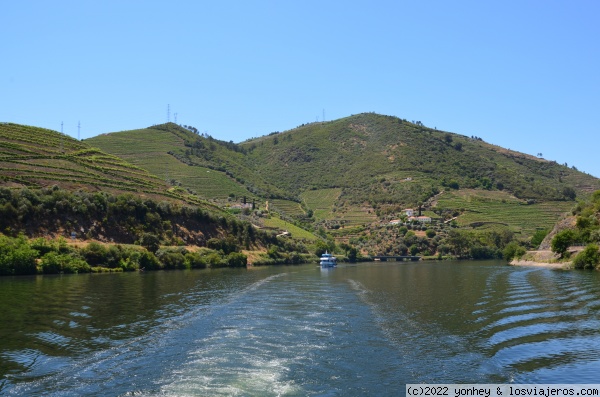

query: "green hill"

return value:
[85, 114, 600, 243]
[87, 123, 287, 202]
[0, 123, 209, 206]
[242, 113, 598, 203]
[0, 123, 311, 266]
[241, 113, 598, 238]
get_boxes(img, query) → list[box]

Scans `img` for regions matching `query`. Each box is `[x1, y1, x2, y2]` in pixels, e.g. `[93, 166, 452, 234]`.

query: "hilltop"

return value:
[242, 113, 597, 202]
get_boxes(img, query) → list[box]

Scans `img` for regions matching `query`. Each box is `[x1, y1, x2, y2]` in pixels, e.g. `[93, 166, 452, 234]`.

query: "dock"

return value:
[371, 255, 421, 262]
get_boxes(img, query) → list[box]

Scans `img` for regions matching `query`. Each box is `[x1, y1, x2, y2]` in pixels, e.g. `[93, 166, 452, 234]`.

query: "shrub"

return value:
[82, 242, 109, 266]
[470, 246, 501, 260]
[0, 236, 38, 275]
[207, 237, 239, 254]
[572, 244, 600, 270]
[30, 238, 57, 255]
[425, 229, 436, 238]
[138, 250, 162, 270]
[502, 242, 527, 261]
[139, 233, 160, 253]
[205, 252, 226, 268]
[40, 252, 90, 274]
[185, 252, 207, 269]
[225, 252, 247, 267]
[156, 247, 188, 269]
[530, 229, 549, 249]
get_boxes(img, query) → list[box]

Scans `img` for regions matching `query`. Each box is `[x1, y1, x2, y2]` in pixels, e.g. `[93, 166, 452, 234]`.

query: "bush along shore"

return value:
[0, 234, 316, 276]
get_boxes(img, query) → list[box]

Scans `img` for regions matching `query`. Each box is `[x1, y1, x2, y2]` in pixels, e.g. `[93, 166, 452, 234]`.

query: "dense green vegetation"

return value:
[87, 123, 287, 201]
[0, 186, 312, 275]
[550, 190, 600, 269]
[0, 233, 258, 275]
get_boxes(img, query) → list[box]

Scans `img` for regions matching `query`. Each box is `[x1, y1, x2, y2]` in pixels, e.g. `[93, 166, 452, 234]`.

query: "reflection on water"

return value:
[1, 261, 600, 396]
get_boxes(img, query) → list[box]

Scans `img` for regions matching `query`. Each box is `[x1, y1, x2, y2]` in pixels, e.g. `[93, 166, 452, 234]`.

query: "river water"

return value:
[1, 261, 600, 396]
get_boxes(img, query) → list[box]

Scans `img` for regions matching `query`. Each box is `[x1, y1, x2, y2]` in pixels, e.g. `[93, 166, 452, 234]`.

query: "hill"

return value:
[87, 123, 287, 202]
[84, 114, 600, 246]
[0, 123, 232, 242]
[0, 123, 313, 271]
[0, 122, 210, 206]
[242, 113, 598, 203]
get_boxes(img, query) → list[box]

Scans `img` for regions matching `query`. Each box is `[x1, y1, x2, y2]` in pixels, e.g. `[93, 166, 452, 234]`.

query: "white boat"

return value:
[320, 251, 337, 267]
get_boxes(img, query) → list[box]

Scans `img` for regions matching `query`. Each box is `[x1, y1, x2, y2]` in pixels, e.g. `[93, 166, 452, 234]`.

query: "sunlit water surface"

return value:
[2, 261, 600, 396]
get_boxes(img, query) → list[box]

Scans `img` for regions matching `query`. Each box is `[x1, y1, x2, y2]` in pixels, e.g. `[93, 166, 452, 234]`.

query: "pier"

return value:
[371, 255, 421, 262]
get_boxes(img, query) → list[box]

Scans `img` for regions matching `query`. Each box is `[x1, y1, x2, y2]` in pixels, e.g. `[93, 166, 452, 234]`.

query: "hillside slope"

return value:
[87, 123, 287, 202]
[85, 114, 600, 241]
[0, 123, 207, 205]
[242, 113, 599, 204]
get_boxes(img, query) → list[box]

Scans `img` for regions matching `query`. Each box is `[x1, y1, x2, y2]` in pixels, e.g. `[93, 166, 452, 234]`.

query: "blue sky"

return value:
[2, 1, 599, 177]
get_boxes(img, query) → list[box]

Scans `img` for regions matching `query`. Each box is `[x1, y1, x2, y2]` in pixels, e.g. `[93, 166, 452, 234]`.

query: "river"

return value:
[1, 261, 600, 396]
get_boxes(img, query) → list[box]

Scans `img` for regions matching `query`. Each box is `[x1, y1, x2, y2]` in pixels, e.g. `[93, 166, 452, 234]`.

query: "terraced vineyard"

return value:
[269, 199, 305, 217]
[87, 125, 253, 200]
[435, 189, 572, 237]
[261, 215, 318, 241]
[300, 188, 342, 219]
[0, 123, 208, 205]
[299, 188, 377, 230]
[334, 205, 378, 227]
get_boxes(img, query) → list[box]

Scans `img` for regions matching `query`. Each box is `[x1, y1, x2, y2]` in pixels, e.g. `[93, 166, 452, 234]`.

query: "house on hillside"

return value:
[409, 216, 432, 223]
[403, 209, 414, 217]
[389, 219, 401, 225]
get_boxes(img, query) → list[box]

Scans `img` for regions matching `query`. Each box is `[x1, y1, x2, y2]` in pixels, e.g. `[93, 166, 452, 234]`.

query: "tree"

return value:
[562, 187, 576, 200]
[530, 229, 549, 249]
[140, 233, 160, 253]
[348, 247, 358, 263]
[446, 230, 471, 258]
[314, 240, 329, 257]
[480, 177, 493, 190]
[551, 229, 575, 258]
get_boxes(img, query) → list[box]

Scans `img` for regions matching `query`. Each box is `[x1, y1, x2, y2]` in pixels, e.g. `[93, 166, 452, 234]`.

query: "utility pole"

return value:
[78, 121, 81, 140]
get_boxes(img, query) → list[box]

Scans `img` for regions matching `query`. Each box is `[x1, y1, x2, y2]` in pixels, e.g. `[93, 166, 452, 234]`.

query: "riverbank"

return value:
[510, 259, 570, 270]
[510, 249, 571, 270]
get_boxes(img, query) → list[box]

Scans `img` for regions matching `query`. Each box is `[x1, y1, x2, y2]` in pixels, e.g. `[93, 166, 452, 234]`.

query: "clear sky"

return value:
[2, 1, 599, 177]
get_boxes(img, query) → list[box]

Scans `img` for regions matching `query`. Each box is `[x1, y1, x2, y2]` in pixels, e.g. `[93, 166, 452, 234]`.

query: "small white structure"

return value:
[408, 216, 432, 223]
[404, 209, 414, 217]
